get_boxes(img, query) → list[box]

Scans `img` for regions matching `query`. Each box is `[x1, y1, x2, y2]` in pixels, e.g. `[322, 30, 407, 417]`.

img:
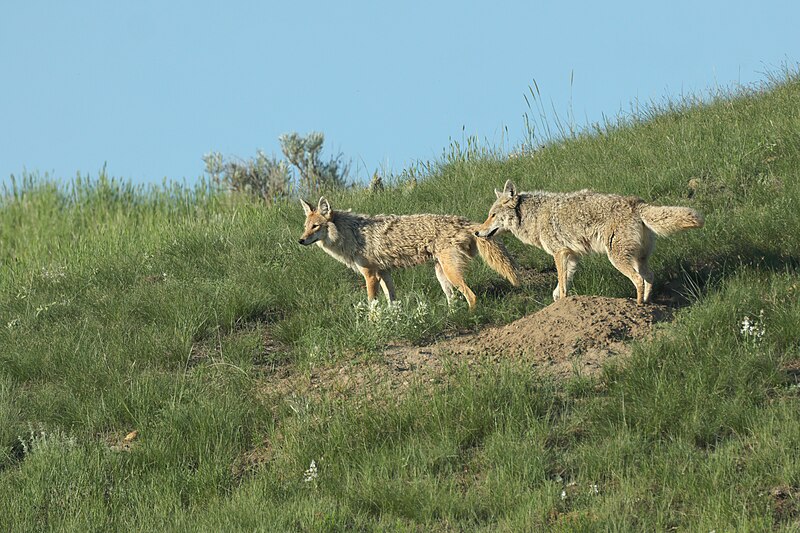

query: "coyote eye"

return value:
[311, 223, 320, 229]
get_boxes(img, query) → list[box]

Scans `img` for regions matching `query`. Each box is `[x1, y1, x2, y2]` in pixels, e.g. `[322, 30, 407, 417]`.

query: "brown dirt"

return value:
[413, 295, 673, 377]
[257, 296, 674, 405]
[768, 484, 800, 523]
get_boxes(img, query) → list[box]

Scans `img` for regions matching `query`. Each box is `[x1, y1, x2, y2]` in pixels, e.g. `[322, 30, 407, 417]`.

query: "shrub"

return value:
[205, 131, 350, 202]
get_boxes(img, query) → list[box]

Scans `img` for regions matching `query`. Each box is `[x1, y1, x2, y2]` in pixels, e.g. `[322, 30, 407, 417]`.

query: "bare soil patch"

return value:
[407, 295, 673, 378]
[257, 296, 674, 405]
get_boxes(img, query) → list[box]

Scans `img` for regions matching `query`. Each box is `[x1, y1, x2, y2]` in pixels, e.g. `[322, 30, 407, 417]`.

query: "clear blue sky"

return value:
[1, 1, 797, 185]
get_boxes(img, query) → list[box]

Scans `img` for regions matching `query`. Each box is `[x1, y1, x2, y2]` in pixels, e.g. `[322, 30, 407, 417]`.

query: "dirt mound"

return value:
[258, 296, 674, 405]
[425, 295, 673, 378]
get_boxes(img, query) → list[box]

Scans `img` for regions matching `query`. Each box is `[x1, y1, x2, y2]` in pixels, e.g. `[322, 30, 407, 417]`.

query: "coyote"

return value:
[298, 197, 519, 309]
[476, 180, 704, 304]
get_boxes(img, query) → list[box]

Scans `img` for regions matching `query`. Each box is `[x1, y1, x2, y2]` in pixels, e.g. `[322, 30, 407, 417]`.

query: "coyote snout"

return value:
[474, 226, 499, 239]
[475, 208, 507, 239]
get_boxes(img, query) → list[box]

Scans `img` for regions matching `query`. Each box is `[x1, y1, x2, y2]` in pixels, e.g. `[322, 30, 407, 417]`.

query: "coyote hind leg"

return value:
[437, 252, 477, 310]
[377, 270, 396, 302]
[635, 258, 655, 303]
[434, 261, 455, 304]
[607, 248, 646, 304]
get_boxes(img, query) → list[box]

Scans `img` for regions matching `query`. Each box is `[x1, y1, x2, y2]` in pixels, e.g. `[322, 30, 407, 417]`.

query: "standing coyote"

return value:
[476, 180, 704, 304]
[298, 197, 519, 309]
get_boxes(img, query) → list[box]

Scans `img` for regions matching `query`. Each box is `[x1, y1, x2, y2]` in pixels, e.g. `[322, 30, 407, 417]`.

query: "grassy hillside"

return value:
[1, 72, 799, 530]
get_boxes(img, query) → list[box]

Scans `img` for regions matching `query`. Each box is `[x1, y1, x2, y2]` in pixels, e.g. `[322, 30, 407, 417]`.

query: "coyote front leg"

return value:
[552, 250, 578, 301]
[359, 267, 381, 302]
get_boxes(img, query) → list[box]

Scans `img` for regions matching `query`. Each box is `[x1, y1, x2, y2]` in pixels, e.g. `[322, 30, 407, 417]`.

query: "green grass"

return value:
[2, 70, 800, 530]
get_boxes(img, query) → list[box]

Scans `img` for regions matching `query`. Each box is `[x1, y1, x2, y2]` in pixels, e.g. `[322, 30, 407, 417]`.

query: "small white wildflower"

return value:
[303, 459, 318, 482]
[307, 345, 322, 361]
[740, 309, 765, 340]
[34, 301, 58, 318]
[590, 483, 599, 495]
[740, 316, 751, 335]
[6, 318, 20, 329]
[354, 296, 433, 338]
[18, 423, 77, 457]
[40, 266, 66, 281]
[561, 481, 577, 501]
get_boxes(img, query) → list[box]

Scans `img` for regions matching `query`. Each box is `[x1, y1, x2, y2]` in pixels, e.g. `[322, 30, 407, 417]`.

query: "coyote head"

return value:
[475, 180, 519, 238]
[298, 197, 332, 245]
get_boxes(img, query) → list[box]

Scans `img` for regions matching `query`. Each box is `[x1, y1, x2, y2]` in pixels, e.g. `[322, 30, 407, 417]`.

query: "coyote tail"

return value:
[639, 205, 705, 237]
[474, 236, 520, 287]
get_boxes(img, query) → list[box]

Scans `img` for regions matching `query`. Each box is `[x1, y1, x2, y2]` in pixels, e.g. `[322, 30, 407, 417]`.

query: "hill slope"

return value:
[1, 73, 799, 530]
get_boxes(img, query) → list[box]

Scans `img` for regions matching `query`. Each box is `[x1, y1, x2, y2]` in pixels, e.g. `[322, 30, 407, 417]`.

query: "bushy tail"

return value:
[474, 236, 520, 286]
[639, 204, 705, 237]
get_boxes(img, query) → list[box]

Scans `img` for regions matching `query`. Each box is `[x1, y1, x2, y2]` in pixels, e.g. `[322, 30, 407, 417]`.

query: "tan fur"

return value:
[476, 180, 704, 304]
[299, 197, 519, 309]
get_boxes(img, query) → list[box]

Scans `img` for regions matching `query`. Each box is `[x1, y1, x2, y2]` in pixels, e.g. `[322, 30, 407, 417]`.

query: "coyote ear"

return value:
[494, 188, 503, 199]
[503, 180, 517, 198]
[317, 197, 332, 217]
[300, 198, 314, 216]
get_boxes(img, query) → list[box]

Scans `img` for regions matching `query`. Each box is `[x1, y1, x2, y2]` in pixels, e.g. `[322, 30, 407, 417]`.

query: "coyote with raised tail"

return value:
[298, 197, 519, 309]
[476, 180, 704, 304]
